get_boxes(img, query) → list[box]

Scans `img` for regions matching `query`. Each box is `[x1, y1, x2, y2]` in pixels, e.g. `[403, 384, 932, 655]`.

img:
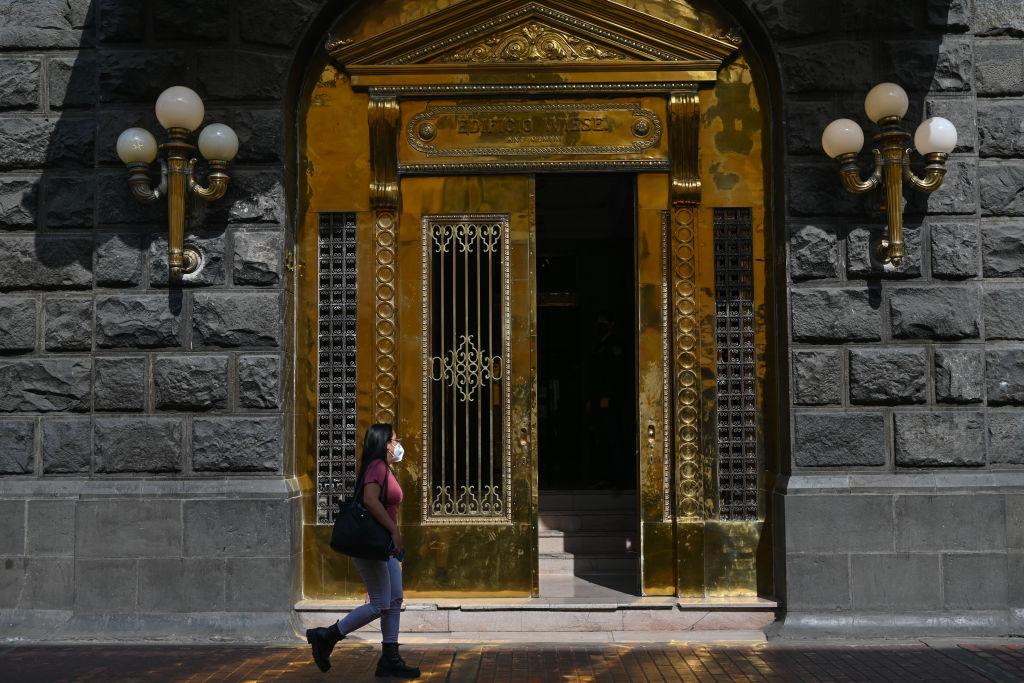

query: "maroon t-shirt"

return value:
[363, 459, 403, 523]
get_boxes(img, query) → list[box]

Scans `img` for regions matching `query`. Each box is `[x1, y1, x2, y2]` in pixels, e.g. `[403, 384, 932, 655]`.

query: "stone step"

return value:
[295, 598, 777, 634]
[539, 552, 638, 575]
[538, 573, 638, 598]
[539, 530, 638, 554]
[539, 511, 635, 532]
[539, 490, 637, 512]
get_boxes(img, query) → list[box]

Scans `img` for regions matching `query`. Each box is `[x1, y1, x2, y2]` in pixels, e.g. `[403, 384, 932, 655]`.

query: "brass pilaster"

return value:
[670, 204, 703, 522]
[669, 90, 701, 207]
[667, 89, 704, 523]
[668, 88, 707, 597]
[369, 95, 401, 424]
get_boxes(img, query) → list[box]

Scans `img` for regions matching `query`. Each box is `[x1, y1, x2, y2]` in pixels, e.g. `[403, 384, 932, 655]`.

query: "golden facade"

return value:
[296, 0, 774, 599]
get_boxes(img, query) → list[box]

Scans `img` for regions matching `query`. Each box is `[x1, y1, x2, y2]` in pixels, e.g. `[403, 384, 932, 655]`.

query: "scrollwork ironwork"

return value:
[422, 215, 512, 524]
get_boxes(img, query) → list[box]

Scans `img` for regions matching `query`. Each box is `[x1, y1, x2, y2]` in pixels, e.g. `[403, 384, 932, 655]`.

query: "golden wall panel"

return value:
[676, 521, 705, 598]
[704, 521, 760, 597]
[298, 62, 373, 597]
[298, 0, 773, 601]
[641, 521, 675, 595]
[688, 56, 770, 596]
[636, 173, 675, 595]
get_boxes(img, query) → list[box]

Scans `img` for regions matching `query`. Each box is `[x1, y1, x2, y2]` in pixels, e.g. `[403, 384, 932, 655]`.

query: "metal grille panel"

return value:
[713, 208, 758, 520]
[422, 215, 511, 523]
[317, 213, 358, 525]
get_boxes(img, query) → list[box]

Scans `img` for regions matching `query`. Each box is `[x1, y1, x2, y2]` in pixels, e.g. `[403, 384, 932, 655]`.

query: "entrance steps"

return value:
[294, 597, 777, 641]
[539, 489, 638, 597]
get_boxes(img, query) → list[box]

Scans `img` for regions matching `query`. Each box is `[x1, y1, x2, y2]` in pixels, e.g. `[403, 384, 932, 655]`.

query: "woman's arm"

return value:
[363, 482, 403, 554]
[362, 482, 397, 534]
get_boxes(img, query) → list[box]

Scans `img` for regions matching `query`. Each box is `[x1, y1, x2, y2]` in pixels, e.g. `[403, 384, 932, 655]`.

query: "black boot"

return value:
[375, 642, 420, 679]
[306, 623, 343, 672]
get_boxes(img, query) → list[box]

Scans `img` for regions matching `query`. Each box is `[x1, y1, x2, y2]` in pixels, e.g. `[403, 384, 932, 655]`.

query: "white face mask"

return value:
[391, 442, 404, 463]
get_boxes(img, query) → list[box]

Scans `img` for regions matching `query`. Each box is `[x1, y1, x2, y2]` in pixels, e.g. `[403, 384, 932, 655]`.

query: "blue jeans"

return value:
[336, 556, 403, 643]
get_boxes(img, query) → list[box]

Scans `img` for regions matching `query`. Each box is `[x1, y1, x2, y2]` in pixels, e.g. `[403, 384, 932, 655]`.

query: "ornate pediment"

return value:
[329, 0, 741, 90]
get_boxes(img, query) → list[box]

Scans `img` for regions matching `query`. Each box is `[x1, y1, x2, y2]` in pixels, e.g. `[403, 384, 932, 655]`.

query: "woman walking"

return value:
[306, 423, 420, 679]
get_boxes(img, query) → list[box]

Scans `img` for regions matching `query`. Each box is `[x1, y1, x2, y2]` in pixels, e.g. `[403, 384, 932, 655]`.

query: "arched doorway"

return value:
[294, 0, 778, 600]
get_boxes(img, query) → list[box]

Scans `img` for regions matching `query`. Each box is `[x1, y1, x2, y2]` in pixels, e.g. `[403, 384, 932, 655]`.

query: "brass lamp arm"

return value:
[902, 151, 948, 194]
[187, 158, 231, 202]
[126, 161, 162, 203]
[837, 150, 882, 194]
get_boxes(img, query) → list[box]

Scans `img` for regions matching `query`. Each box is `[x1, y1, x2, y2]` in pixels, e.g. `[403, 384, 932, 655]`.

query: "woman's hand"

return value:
[390, 530, 404, 556]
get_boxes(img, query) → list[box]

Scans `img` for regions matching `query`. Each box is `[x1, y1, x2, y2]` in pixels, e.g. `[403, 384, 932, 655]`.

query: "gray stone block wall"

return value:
[0, 0, 311, 639]
[771, 0, 1024, 635]
[781, 2, 1024, 476]
[779, 477, 1024, 636]
[0, 0, 297, 480]
[0, 480, 300, 640]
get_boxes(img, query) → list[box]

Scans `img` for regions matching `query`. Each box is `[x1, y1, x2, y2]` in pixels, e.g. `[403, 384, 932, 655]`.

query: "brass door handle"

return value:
[647, 423, 656, 447]
[519, 428, 528, 448]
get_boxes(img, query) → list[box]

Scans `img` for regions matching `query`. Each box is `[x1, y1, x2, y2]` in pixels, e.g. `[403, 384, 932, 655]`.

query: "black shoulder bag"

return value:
[329, 463, 394, 561]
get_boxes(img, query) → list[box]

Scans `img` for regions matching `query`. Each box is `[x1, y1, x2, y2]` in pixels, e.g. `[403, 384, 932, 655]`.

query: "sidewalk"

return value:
[3, 639, 1023, 682]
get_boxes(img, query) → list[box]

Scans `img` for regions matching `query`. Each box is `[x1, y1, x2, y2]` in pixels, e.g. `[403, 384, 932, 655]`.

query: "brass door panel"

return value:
[636, 173, 674, 595]
[398, 175, 538, 596]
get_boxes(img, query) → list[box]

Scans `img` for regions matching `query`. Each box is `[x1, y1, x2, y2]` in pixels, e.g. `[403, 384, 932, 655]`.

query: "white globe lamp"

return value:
[821, 118, 865, 159]
[115, 127, 158, 164]
[914, 117, 958, 155]
[155, 86, 205, 132]
[864, 82, 909, 123]
[197, 123, 240, 162]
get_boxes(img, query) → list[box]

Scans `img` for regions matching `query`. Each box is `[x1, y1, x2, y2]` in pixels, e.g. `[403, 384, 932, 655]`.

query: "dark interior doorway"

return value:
[536, 174, 637, 491]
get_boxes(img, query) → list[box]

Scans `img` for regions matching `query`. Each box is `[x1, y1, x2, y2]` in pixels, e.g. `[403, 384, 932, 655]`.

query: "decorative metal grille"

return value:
[316, 212, 358, 525]
[422, 215, 511, 524]
[712, 208, 758, 520]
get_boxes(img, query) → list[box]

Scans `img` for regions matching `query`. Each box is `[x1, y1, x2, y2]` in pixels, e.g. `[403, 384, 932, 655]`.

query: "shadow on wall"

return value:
[1, 1, 97, 298]
[22, 1, 294, 317]
[22, 1, 192, 316]
[777, 0, 965, 277]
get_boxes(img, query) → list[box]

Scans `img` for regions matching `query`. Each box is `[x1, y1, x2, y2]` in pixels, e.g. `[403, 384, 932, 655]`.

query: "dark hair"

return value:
[355, 422, 393, 489]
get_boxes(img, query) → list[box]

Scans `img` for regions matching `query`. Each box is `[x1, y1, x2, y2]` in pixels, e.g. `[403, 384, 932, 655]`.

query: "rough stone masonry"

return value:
[0, 0, 1022, 639]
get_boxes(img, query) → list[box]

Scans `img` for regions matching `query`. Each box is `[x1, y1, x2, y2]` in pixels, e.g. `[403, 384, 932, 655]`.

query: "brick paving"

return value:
[2, 641, 1023, 682]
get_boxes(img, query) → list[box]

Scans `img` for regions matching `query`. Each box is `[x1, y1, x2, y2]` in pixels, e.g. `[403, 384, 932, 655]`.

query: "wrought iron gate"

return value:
[421, 214, 512, 524]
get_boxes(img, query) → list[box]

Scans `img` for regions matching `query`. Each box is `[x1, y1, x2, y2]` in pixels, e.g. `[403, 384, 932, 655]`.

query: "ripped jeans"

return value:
[336, 556, 404, 643]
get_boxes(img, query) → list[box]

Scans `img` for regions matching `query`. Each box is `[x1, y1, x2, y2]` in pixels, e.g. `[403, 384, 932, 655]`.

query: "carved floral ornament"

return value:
[436, 21, 628, 63]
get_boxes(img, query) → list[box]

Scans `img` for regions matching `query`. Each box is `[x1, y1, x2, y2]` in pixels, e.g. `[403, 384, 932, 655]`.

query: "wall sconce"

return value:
[116, 86, 239, 279]
[821, 82, 957, 267]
